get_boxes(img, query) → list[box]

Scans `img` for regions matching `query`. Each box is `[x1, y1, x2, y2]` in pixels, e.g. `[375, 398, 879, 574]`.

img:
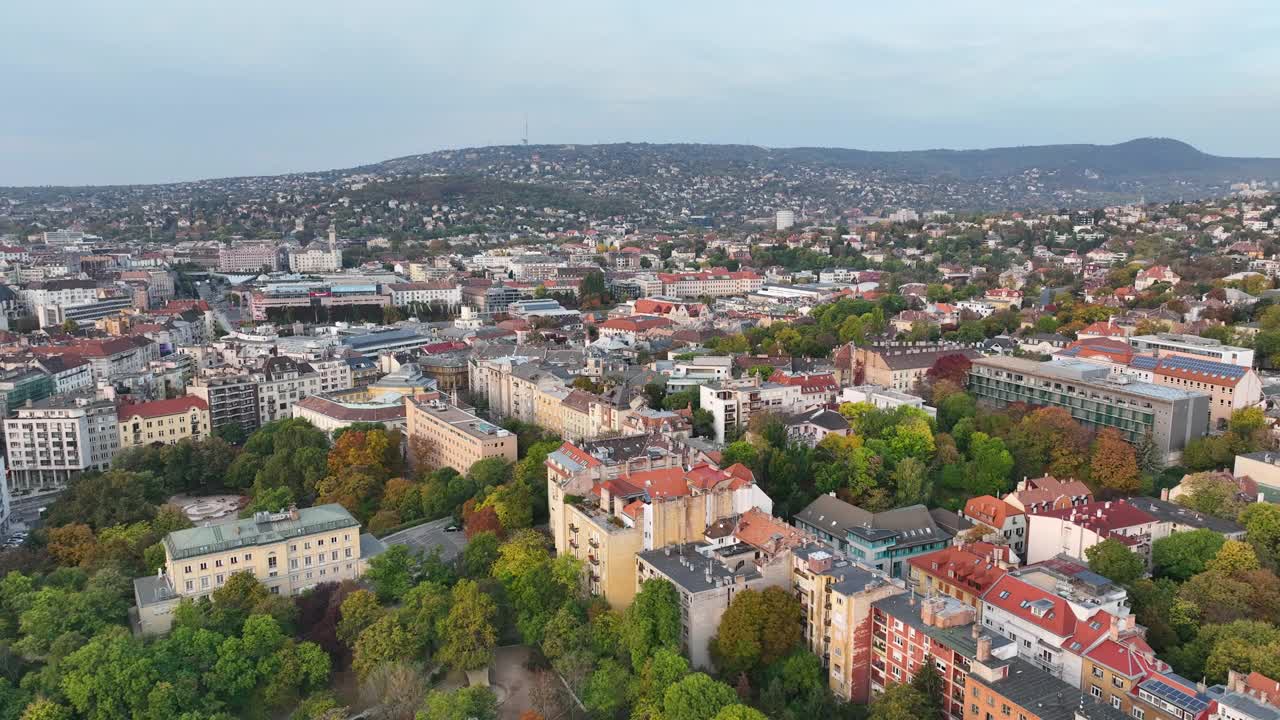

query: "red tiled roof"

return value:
[983, 574, 1075, 637]
[908, 545, 1008, 596]
[117, 395, 208, 420]
[624, 467, 689, 500]
[1032, 500, 1157, 531]
[963, 495, 1023, 528]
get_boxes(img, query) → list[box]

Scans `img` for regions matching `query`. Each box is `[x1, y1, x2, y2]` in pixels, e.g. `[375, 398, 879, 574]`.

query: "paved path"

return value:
[380, 517, 469, 561]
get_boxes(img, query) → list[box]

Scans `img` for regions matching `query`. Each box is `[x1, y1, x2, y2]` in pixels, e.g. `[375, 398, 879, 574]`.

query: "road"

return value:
[380, 517, 469, 562]
[196, 279, 240, 332]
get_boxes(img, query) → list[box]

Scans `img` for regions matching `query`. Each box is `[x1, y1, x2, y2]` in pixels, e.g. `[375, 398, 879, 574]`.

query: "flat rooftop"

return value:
[409, 397, 511, 440]
[163, 503, 359, 561]
[973, 356, 1202, 403]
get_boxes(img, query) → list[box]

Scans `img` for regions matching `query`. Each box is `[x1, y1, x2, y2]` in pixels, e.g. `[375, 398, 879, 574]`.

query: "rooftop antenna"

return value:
[522, 113, 529, 146]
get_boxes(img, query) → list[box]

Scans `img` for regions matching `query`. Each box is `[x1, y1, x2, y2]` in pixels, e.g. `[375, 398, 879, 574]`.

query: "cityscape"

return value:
[3, 4, 1280, 720]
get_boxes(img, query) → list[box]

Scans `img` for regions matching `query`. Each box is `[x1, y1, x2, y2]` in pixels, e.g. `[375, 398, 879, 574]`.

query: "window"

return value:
[245, 554, 252, 561]
[199, 562, 207, 571]
[1111, 697, 1122, 710]
[185, 580, 194, 591]
[345, 548, 352, 558]
[268, 556, 277, 569]
[1132, 709, 1144, 720]
[229, 556, 237, 565]
[201, 576, 209, 589]
[215, 559, 223, 568]
[1091, 686, 1102, 699]
[290, 559, 298, 570]
[216, 574, 224, 584]
[1093, 667, 1105, 678]
[1112, 678, 1125, 689]
[183, 565, 192, 574]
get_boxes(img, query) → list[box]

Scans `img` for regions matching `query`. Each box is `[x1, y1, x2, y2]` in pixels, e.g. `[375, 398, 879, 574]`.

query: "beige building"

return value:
[549, 455, 772, 609]
[132, 504, 386, 635]
[791, 547, 906, 702]
[117, 395, 211, 449]
[405, 394, 517, 474]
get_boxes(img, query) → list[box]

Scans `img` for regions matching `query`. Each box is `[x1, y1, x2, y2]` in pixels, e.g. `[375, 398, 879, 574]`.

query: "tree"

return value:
[583, 659, 631, 719]
[1205, 540, 1261, 577]
[623, 579, 682, 670]
[352, 615, 415, 679]
[462, 531, 501, 578]
[710, 588, 803, 677]
[1085, 538, 1144, 585]
[663, 673, 738, 720]
[926, 354, 972, 387]
[337, 589, 385, 646]
[869, 683, 929, 720]
[438, 580, 497, 672]
[1152, 530, 1227, 582]
[46, 524, 97, 566]
[712, 707, 768, 720]
[365, 544, 419, 603]
[19, 700, 72, 720]
[1176, 472, 1246, 519]
[911, 660, 945, 720]
[1242, 503, 1280, 565]
[1090, 429, 1140, 496]
[418, 687, 498, 720]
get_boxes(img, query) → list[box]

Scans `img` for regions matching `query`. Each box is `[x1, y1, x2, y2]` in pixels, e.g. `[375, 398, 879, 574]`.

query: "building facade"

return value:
[117, 396, 212, 449]
[3, 394, 120, 495]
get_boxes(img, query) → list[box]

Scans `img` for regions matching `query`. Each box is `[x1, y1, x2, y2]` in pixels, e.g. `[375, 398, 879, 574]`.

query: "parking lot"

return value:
[381, 517, 469, 561]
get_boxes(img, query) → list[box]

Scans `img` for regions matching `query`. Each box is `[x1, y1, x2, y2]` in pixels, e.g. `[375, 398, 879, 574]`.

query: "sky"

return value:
[3, 0, 1279, 186]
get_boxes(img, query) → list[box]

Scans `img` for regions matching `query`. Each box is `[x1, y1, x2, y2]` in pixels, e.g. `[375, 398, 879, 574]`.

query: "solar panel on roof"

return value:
[1143, 679, 1209, 713]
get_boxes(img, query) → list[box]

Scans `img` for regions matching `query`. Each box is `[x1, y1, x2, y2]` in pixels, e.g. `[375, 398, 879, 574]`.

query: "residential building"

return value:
[1208, 671, 1280, 720]
[218, 243, 279, 272]
[1004, 475, 1094, 514]
[839, 384, 934, 415]
[1024, 501, 1161, 566]
[117, 396, 211, 449]
[855, 344, 982, 392]
[1134, 266, 1181, 291]
[965, 659, 1131, 720]
[1122, 496, 1246, 540]
[31, 354, 93, 395]
[872, 593, 1017, 719]
[552, 458, 769, 608]
[404, 394, 517, 475]
[660, 355, 734, 391]
[793, 494, 953, 578]
[1234, 451, 1280, 499]
[635, 512, 805, 669]
[254, 356, 322, 425]
[1128, 334, 1253, 368]
[907, 545, 1010, 616]
[699, 376, 804, 444]
[791, 547, 906, 702]
[287, 229, 341, 273]
[132, 504, 387, 635]
[3, 394, 120, 495]
[961, 496, 1027, 557]
[188, 374, 261, 436]
[784, 407, 851, 447]
[967, 356, 1209, 461]
[384, 281, 463, 309]
[291, 392, 408, 437]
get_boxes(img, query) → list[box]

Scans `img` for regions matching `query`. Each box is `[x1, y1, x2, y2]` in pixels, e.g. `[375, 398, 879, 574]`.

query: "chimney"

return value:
[977, 634, 992, 662]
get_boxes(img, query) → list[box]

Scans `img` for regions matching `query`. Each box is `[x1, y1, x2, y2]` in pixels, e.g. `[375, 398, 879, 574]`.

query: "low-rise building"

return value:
[132, 504, 386, 635]
[1003, 475, 1095, 514]
[1025, 501, 1160, 566]
[961, 495, 1027, 558]
[117, 396, 211, 449]
[907, 544, 1010, 617]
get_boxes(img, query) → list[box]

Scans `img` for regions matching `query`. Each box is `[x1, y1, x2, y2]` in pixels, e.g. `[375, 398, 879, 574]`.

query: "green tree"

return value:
[712, 707, 768, 720]
[462, 531, 501, 578]
[869, 683, 929, 720]
[709, 588, 803, 677]
[663, 673, 738, 720]
[1152, 530, 1227, 581]
[352, 615, 415, 679]
[19, 700, 72, 720]
[365, 544, 419, 603]
[337, 589, 385, 646]
[438, 580, 497, 672]
[583, 658, 632, 719]
[623, 579, 682, 670]
[1241, 503, 1280, 564]
[911, 660, 945, 720]
[1085, 538, 1145, 585]
[418, 686, 498, 720]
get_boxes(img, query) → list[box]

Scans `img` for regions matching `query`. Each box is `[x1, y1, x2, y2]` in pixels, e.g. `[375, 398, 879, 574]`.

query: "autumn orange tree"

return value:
[1089, 428, 1141, 496]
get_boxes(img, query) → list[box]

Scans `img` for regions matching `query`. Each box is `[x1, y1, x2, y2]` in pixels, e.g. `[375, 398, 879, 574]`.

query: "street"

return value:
[380, 517, 469, 561]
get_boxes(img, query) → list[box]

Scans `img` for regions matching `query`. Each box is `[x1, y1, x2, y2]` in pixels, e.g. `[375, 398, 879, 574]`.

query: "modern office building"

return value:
[132, 504, 386, 635]
[967, 356, 1209, 461]
[218, 243, 279, 273]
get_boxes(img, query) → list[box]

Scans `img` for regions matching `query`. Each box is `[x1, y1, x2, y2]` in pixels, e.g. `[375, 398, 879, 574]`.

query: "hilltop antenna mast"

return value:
[522, 113, 529, 146]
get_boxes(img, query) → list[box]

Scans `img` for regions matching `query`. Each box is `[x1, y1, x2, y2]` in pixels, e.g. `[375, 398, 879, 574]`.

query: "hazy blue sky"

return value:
[3, 1, 1279, 185]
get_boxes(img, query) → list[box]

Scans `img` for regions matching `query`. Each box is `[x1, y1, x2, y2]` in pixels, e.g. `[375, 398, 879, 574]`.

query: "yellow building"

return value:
[552, 459, 770, 609]
[405, 394, 517, 474]
[117, 395, 211, 449]
[132, 504, 386, 635]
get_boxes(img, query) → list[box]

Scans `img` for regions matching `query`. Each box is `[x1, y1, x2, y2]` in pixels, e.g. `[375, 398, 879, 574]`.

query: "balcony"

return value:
[569, 538, 579, 549]
[568, 523, 579, 534]
[588, 555, 600, 566]
[588, 538, 600, 549]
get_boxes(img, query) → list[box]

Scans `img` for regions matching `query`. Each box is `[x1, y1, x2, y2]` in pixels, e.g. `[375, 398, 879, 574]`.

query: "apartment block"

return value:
[793, 494, 953, 578]
[853, 344, 982, 392]
[3, 394, 120, 495]
[117, 395, 211, 449]
[968, 356, 1208, 461]
[656, 268, 763, 298]
[1128, 333, 1253, 368]
[965, 659, 1130, 720]
[188, 374, 262, 436]
[132, 504, 386, 635]
[404, 395, 516, 475]
[218, 243, 279, 272]
[907, 545, 1011, 618]
[254, 356, 322, 425]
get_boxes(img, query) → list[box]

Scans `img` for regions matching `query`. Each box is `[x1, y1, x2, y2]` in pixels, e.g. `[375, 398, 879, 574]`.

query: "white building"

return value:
[776, 210, 796, 230]
[219, 243, 279, 273]
[699, 377, 803, 444]
[253, 357, 323, 426]
[287, 228, 342, 273]
[385, 281, 463, 308]
[3, 394, 120, 495]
